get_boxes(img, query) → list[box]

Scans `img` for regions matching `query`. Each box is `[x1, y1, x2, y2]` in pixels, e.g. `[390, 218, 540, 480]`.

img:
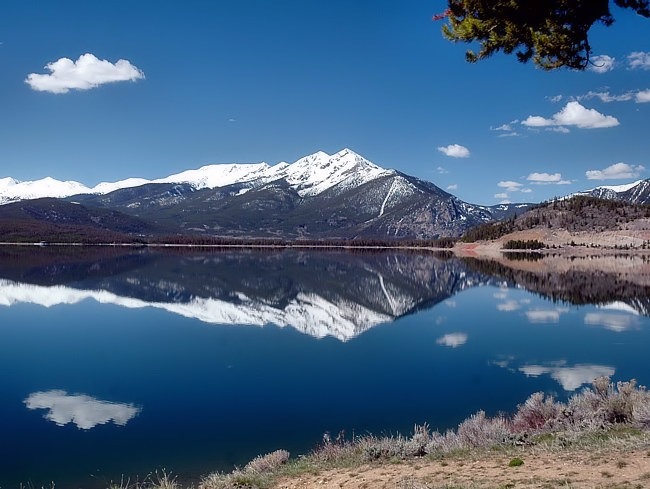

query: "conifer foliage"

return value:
[439, 0, 650, 70]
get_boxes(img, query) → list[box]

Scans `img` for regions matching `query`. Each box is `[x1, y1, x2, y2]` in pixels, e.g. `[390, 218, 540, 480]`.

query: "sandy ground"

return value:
[275, 447, 650, 489]
[454, 227, 650, 258]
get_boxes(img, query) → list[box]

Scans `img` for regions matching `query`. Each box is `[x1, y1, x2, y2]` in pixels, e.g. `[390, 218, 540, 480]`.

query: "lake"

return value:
[0, 246, 649, 488]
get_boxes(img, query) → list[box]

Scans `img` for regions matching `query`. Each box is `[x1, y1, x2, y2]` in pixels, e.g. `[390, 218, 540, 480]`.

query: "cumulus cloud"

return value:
[628, 51, 650, 70]
[547, 94, 563, 103]
[522, 101, 619, 130]
[497, 180, 532, 194]
[436, 332, 468, 348]
[446, 184, 458, 191]
[26, 53, 144, 94]
[585, 162, 645, 180]
[437, 144, 470, 158]
[519, 363, 615, 391]
[498, 181, 522, 192]
[24, 390, 141, 429]
[637, 89, 650, 103]
[589, 55, 615, 73]
[526, 172, 571, 185]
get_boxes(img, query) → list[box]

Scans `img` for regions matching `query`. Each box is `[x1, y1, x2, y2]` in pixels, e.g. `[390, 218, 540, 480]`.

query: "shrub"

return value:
[456, 411, 511, 448]
[244, 450, 290, 474]
[566, 378, 650, 430]
[508, 457, 524, 467]
[513, 392, 560, 432]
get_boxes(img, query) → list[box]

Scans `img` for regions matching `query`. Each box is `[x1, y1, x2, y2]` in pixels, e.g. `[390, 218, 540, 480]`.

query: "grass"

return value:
[507, 458, 524, 467]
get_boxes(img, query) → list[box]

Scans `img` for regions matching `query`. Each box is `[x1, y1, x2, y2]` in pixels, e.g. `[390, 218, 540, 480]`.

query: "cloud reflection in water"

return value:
[519, 363, 615, 391]
[24, 390, 141, 430]
[436, 333, 468, 348]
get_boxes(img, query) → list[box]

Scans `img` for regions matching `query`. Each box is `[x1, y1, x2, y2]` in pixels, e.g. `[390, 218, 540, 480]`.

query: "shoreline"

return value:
[1, 241, 650, 257]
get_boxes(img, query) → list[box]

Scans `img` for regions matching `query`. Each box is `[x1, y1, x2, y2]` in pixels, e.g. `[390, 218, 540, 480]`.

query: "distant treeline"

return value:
[0, 221, 461, 248]
[461, 196, 650, 242]
[149, 235, 459, 248]
[502, 239, 546, 250]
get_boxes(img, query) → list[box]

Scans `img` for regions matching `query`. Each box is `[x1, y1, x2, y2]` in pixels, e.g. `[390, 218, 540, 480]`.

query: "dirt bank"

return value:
[275, 445, 650, 489]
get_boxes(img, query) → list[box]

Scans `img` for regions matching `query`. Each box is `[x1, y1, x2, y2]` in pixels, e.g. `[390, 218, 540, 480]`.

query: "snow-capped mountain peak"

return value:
[587, 180, 644, 193]
[569, 178, 650, 205]
[0, 149, 396, 204]
[275, 148, 393, 197]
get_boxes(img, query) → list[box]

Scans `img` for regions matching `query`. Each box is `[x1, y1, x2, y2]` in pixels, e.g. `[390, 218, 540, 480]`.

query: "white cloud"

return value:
[499, 199, 512, 204]
[446, 184, 458, 191]
[498, 180, 522, 192]
[628, 51, 650, 70]
[637, 89, 650, 103]
[546, 126, 571, 134]
[584, 312, 640, 332]
[578, 90, 635, 103]
[519, 363, 615, 391]
[24, 390, 141, 429]
[497, 181, 532, 193]
[589, 55, 615, 73]
[438, 144, 470, 158]
[436, 332, 468, 348]
[526, 172, 571, 185]
[498, 132, 520, 138]
[26, 53, 144, 94]
[522, 101, 619, 129]
[494, 192, 509, 199]
[547, 94, 563, 103]
[436, 166, 449, 174]
[585, 162, 645, 180]
[491, 119, 519, 132]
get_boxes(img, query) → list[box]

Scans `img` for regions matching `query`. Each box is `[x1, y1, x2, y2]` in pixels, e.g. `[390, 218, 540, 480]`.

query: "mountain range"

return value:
[0, 149, 528, 240]
[1, 148, 648, 240]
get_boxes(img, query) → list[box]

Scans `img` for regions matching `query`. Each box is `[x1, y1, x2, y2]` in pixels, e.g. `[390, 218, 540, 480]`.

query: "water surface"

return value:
[0, 247, 648, 488]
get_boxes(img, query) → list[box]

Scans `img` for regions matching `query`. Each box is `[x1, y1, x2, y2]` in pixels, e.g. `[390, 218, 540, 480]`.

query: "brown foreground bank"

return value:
[275, 444, 650, 489]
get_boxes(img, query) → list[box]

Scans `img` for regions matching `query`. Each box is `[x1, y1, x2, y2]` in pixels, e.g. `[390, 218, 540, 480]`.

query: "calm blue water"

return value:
[0, 248, 648, 488]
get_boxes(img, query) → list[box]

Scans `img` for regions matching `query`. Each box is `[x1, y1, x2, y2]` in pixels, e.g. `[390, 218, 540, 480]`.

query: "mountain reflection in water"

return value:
[0, 246, 647, 341]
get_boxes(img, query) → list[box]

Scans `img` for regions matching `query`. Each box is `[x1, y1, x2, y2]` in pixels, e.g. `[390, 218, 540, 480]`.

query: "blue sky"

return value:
[1, 0, 649, 205]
